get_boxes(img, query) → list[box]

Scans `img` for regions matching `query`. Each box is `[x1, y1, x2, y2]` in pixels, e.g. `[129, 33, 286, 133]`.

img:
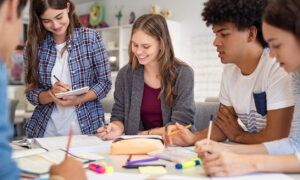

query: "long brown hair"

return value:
[263, 0, 300, 39]
[25, 0, 81, 91]
[128, 14, 188, 107]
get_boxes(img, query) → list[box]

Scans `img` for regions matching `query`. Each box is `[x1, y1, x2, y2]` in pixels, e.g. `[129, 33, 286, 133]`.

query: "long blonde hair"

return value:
[25, 0, 81, 91]
[129, 14, 188, 107]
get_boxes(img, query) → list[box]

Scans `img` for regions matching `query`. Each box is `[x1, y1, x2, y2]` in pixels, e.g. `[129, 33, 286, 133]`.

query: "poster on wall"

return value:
[7, 24, 27, 85]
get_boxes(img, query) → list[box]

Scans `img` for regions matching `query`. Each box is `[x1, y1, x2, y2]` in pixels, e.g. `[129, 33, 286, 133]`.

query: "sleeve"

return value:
[264, 69, 300, 155]
[266, 64, 294, 110]
[166, 66, 195, 126]
[110, 68, 126, 124]
[23, 46, 47, 106]
[219, 66, 232, 106]
[90, 31, 112, 100]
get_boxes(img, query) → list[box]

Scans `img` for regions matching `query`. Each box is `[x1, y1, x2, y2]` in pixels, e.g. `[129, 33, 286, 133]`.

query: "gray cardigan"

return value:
[110, 64, 196, 135]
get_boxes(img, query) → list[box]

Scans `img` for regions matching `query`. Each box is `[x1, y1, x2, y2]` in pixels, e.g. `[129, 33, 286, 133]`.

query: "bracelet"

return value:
[148, 130, 152, 135]
[49, 175, 65, 180]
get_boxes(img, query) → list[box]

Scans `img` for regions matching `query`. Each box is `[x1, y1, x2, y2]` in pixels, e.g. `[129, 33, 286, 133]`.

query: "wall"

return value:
[74, 0, 223, 102]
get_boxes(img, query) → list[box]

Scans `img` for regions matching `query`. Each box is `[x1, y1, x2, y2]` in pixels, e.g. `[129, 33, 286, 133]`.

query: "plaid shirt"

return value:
[24, 27, 111, 137]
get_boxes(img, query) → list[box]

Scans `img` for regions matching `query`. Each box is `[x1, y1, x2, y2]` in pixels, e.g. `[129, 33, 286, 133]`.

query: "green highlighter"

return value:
[175, 158, 201, 169]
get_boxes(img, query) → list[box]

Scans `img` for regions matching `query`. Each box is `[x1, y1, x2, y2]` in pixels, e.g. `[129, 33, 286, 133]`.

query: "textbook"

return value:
[14, 149, 91, 176]
[55, 86, 89, 98]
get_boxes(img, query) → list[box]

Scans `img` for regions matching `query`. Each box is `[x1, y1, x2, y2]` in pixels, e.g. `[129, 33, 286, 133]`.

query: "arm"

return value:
[235, 106, 293, 144]
[90, 31, 111, 100]
[202, 152, 300, 177]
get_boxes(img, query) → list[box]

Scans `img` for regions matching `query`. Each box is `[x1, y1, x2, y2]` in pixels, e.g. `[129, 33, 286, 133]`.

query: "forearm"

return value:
[227, 143, 268, 154]
[148, 127, 164, 136]
[253, 154, 300, 173]
[235, 129, 286, 144]
[78, 90, 98, 104]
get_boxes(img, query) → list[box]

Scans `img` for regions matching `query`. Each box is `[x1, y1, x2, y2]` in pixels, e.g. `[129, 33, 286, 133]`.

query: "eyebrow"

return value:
[267, 38, 277, 43]
[131, 41, 151, 46]
[41, 12, 63, 21]
[213, 27, 231, 33]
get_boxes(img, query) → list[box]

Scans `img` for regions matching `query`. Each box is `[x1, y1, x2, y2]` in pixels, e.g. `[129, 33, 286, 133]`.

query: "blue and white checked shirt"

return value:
[24, 27, 112, 137]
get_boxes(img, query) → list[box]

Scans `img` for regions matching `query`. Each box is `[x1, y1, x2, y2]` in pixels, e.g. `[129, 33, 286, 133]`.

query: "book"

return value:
[55, 86, 89, 98]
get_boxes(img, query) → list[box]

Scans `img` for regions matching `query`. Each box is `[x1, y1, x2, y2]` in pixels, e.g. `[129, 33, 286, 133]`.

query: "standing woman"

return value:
[97, 14, 195, 139]
[24, 0, 111, 137]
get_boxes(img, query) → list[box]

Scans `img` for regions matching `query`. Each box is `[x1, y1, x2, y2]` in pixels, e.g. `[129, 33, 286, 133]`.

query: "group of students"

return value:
[1, 0, 300, 179]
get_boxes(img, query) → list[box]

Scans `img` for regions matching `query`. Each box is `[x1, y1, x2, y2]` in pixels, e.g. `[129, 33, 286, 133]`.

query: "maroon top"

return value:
[141, 83, 163, 130]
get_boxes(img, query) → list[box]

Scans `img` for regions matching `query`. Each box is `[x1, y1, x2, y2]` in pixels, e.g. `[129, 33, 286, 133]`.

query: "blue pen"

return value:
[126, 157, 159, 165]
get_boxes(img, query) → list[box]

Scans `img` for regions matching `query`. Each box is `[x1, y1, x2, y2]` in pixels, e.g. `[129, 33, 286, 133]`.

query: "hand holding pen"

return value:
[52, 75, 71, 93]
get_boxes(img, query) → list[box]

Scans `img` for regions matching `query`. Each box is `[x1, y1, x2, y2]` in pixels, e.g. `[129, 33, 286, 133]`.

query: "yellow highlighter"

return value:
[168, 124, 192, 136]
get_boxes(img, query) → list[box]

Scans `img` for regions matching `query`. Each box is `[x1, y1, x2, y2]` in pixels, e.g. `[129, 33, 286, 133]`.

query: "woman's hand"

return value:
[49, 91, 82, 107]
[164, 123, 196, 146]
[97, 122, 123, 140]
[51, 81, 71, 94]
[195, 139, 229, 159]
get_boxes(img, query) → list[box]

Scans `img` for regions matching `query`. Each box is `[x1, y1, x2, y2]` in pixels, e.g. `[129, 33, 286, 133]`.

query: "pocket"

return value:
[253, 92, 267, 116]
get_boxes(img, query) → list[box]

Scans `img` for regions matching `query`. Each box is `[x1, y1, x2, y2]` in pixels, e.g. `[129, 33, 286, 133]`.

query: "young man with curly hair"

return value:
[166, 0, 294, 146]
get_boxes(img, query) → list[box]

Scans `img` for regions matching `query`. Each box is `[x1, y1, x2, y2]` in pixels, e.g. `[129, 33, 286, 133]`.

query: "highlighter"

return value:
[175, 158, 201, 169]
[89, 164, 106, 174]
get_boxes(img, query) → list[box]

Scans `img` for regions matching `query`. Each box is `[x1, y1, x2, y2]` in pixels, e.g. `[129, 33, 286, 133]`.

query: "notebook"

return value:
[14, 149, 91, 176]
[55, 86, 89, 98]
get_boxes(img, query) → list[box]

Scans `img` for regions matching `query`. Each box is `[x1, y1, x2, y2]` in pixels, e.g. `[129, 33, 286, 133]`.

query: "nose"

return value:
[52, 20, 60, 29]
[213, 36, 221, 47]
[136, 46, 143, 55]
[269, 48, 276, 58]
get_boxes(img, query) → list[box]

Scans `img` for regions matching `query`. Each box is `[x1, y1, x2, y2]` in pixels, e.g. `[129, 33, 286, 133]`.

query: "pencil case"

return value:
[110, 136, 164, 155]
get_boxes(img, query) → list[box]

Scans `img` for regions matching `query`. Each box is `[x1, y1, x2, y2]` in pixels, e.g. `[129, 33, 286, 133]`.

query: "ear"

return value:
[247, 26, 258, 42]
[7, 0, 19, 21]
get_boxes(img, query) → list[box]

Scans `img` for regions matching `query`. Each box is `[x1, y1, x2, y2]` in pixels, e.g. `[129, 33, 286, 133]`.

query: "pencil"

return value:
[65, 122, 75, 159]
[206, 115, 213, 145]
[168, 124, 192, 136]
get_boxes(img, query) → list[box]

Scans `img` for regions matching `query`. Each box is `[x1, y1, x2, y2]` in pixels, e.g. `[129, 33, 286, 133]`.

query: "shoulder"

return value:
[74, 27, 102, 43]
[176, 64, 194, 79]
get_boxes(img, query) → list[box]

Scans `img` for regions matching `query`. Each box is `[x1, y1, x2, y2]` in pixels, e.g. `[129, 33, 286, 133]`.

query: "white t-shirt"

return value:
[219, 49, 294, 133]
[44, 42, 82, 137]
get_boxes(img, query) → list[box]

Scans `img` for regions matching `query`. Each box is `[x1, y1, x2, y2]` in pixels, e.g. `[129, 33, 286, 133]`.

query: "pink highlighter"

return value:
[89, 164, 106, 174]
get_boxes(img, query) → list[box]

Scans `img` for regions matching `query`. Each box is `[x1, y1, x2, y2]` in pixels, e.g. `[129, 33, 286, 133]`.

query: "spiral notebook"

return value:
[55, 86, 89, 98]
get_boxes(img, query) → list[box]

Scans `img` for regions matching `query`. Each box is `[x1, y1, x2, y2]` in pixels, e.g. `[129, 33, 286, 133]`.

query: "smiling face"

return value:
[262, 22, 300, 73]
[212, 22, 250, 64]
[131, 29, 160, 66]
[40, 5, 70, 41]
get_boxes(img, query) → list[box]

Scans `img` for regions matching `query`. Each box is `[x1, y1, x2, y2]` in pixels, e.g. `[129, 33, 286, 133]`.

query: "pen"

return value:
[168, 124, 192, 136]
[126, 157, 159, 165]
[123, 164, 166, 169]
[206, 115, 213, 145]
[65, 121, 75, 159]
[53, 75, 70, 91]
[127, 155, 132, 162]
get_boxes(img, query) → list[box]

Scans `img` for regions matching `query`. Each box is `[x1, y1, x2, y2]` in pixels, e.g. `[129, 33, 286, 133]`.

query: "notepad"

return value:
[55, 86, 89, 98]
[14, 149, 90, 176]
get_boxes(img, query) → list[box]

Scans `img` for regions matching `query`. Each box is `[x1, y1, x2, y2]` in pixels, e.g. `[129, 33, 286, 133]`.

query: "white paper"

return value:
[212, 173, 293, 180]
[157, 175, 210, 180]
[86, 171, 150, 180]
[32, 135, 111, 152]
[55, 86, 89, 98]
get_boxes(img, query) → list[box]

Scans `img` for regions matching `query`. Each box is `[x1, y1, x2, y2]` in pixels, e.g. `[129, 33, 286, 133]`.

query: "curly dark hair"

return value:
[202, 0, 268, 48]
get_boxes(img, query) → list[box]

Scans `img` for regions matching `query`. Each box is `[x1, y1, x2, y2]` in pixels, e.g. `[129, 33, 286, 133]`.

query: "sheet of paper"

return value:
[55, 86, 89, 98]
[12, 148, 47, 159]
[148, 146, 198, 163]
[138, 166, 167, 174]
[212, 173, 293, 180]
[32, 135, 111, 152]
[157, 175, 209, 180]
[86, 171, 150, 180]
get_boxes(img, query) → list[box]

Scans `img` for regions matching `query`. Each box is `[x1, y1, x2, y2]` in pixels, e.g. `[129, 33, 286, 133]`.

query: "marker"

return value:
[123, 164, 166, 169]
[89, 164, 106, 174]
[126, 157, 159, 165]
[206, 115, 213, 145]
[175, 158, 201, 169]
[168, 124, 192, 136]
